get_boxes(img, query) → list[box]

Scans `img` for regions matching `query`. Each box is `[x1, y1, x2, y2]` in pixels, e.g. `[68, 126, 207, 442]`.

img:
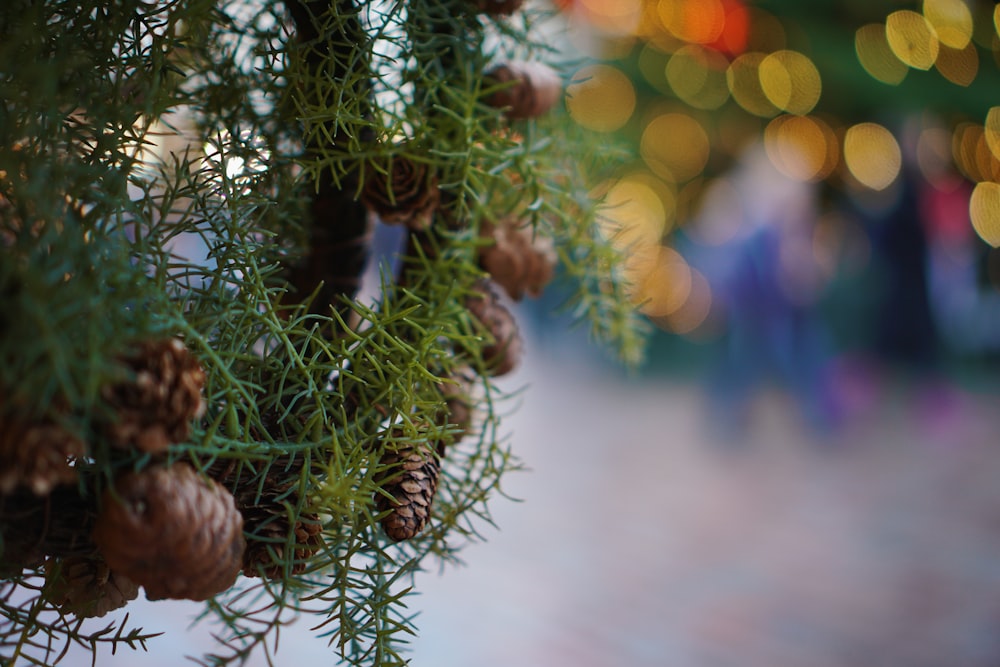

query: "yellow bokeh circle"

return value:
[640, 113, 711, 182]
[970, 181, 1000, 247]
[843, 123, 902, 191]
[727, 52, 780, 118]
[666, 44, 730, 110]
[923, 0, 973, 49]
[855, 23, 908, 85]
[885, 10, 940, 70]
[764, 115, 838, 182]
[758, 50, 822, 116]
[566, 64, 637, 133]
[626, 245, 693, 317]
[597, 173, 674, 251]
[985, 107, 1000, 161]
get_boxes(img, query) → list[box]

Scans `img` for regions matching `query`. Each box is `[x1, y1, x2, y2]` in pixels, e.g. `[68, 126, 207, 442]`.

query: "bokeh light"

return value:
[597, 172, 673, 251]
[624, 244, 693, 317]
[970, 181, 1000, 246]
[758, 50, 822, 115]
[658, 0, 726, 45]
[855, 23, 909, 85]
[934, 41, 978, 86]
[640, 112, 711, 182]
[665, 45, 730, 110]
[744, 7, 786, 53]
[637, 43, 674, 94]
[985, 107, 1000, 160]
[727, 52, 780, 117]
[843, 122, 902, 190]
[566, 64, 637, 132]
[659, 266, 713, 335]
[574, 0, 643, 36]
[763, 114, 838, 182]
[923, 0, 973, 49]
[953, 122, 1000, 182]
[886, 10, 940, 70]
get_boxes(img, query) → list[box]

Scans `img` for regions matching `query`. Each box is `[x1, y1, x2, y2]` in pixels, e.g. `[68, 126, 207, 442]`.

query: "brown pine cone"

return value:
[239, 482, 324, 579]
[0, 415, 84, 496]
[465, 281, 523, 377]
[436, 365, 477, 445]
[101, 338, 206, 453]
[479, 217, 557, 300]
[360, 156, 439, 230]
[470, 0, 524, 15]
[45, 555, 139, 618]
[484, 61, 562, 119]
[375, 441, 440, 542]
[92, 463, 245, 601]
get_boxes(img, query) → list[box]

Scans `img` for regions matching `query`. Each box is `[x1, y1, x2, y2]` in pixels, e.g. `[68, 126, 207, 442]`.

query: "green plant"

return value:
[0, 1, 644, 665]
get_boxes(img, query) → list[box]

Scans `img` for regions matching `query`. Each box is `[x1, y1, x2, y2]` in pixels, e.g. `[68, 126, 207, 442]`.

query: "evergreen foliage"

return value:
[0, 0, 644, 665]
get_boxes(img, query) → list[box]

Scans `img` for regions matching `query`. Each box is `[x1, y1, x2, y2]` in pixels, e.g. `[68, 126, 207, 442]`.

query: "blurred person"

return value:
[835, 117, 986, 441]
[688, 143, 839, 439]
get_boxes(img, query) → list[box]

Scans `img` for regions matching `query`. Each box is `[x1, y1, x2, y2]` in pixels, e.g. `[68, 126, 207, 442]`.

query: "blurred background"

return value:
[62, 0, 1000, 664]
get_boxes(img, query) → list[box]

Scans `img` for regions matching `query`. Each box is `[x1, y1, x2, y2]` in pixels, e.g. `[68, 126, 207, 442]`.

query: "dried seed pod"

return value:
[470, 0, 524, 15]
[479, 217, 557, 300]
[101, 338, 206, 453]
[239, 478, 324, 579]
[45, 555, 139, 618]
[360, 156, 440, 230]
[484, 61, 562, 119]
[465, 280, 523, 377]
[92, 463, 245, 601]
[375, 441, 440, 542]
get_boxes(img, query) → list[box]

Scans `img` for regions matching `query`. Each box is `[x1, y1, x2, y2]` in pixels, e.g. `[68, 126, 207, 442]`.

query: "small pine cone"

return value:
[45, 555, 139, 618]
[240, 483, 324, 579]
[479, 217, 557, 300]
[484, 61, 562, 119]
[375, 442, 440, 542]
[360, 156, 439, 230]
[92, 463, 245, 601]
[0, 415, 85, 496]
[436, 366, 477, 445]
[101, 338, 206, 453]
[470, 0, 524, 15]
[465, 281, 523, 377]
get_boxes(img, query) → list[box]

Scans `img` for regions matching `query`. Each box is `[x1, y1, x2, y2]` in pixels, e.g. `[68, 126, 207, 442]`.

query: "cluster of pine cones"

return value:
[0, 338, 323, 618]
[358, 10, 562, 543]
[0, 0, 562, 621]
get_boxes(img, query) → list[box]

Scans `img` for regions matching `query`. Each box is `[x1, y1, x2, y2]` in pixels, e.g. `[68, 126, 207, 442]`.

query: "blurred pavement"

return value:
[411, 338, 1000, 667]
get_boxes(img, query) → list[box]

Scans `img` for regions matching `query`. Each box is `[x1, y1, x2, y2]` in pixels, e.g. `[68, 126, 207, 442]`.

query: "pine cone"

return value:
[92, 463, 245, 601]
[375, 441, 440, 542]
[484, 61, 562, 119]
[101, 338, 206, 453]
[479, 217, 557, 300]
[0, 414, 85, 496]
[45, 555, 139, 618]
[470, 0, 524, 15]
[465, 281, 523, 377]
[360, 156, 439, 230]
[239, 481, 323, 579]
[436, 365, 477, 445]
